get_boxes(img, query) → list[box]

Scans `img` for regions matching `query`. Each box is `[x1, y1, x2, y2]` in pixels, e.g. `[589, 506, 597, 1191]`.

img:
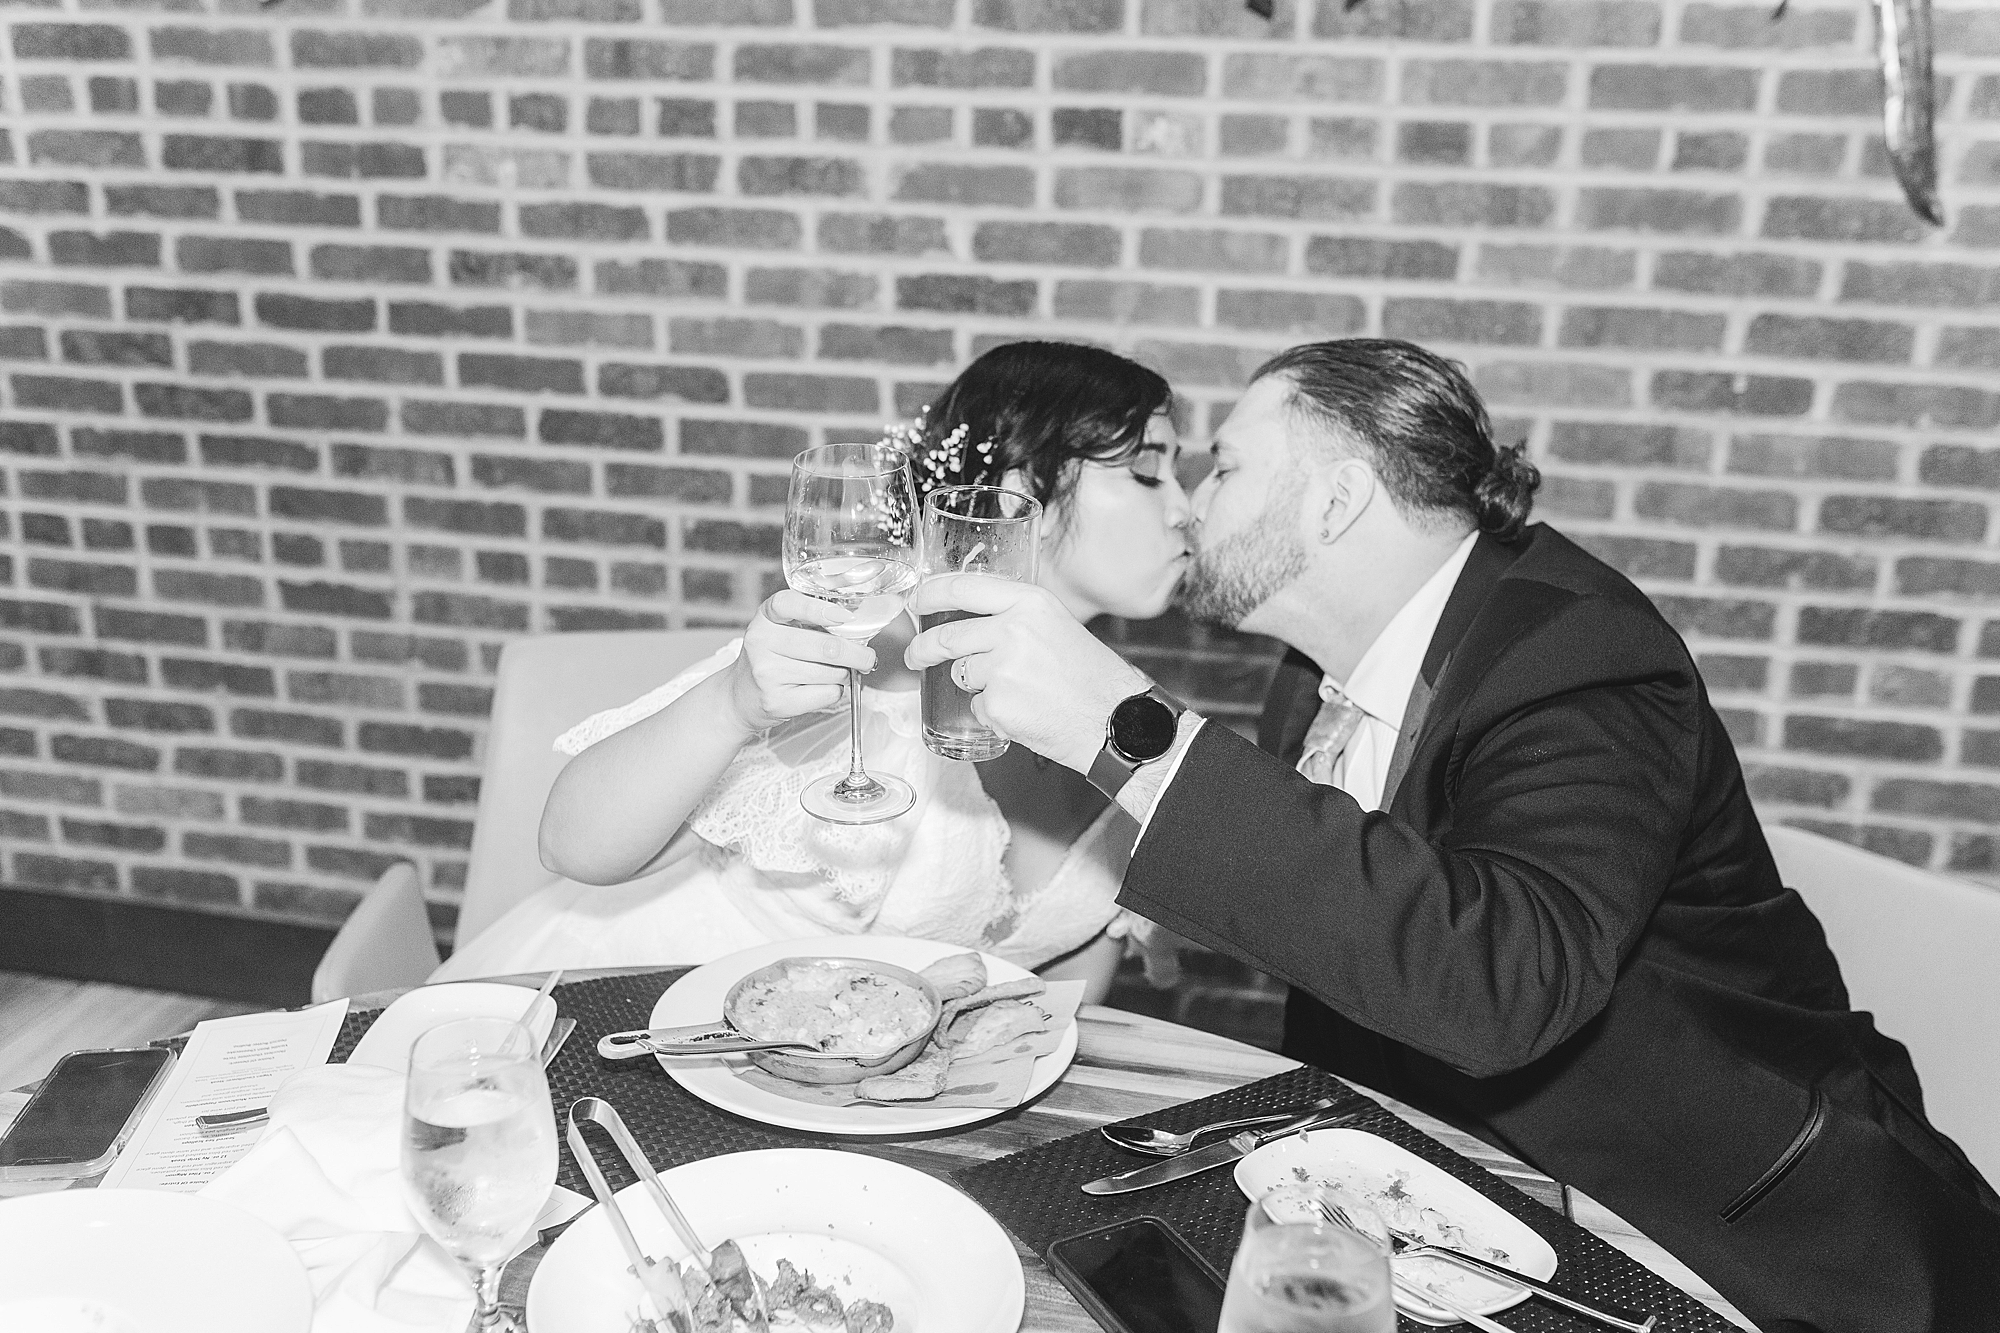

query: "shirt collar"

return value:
[1320, 532, 1479, 729]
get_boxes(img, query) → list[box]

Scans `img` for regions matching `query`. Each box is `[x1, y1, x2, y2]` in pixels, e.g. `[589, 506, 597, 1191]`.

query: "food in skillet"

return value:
[730, 961, 933, 1054]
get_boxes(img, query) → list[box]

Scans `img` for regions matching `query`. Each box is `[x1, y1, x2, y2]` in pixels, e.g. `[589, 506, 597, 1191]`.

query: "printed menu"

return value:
[100, 999, 349, 1192]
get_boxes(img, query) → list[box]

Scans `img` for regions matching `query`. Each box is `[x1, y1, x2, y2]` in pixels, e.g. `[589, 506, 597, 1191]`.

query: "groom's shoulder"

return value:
[1477, 523, 1691, 669]
[1500, 523, 1669, 619]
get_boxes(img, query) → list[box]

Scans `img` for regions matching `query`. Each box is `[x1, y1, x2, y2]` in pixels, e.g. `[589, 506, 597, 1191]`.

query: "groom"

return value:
[908, 338, 2000, 1331]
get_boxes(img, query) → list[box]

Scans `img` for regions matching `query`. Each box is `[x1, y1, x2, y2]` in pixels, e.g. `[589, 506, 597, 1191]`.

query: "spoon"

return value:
[1101, 1098, 1333, 1157]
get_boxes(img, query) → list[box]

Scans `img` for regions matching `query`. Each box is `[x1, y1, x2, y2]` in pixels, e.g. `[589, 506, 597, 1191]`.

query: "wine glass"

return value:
[401, 1017, 558, 1332]
[784, 441, 921, 824]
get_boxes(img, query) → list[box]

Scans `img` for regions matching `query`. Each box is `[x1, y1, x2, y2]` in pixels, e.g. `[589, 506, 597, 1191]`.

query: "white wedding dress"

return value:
[433, 640, 1145, 980]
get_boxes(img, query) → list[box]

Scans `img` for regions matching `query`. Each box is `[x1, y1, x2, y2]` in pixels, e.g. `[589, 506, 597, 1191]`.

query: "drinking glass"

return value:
[919, 485, 1042, 762]
[401, 1017, 558, 1332]
[784, 442, 922, 824]
[1219, 1187, 1396, 1333]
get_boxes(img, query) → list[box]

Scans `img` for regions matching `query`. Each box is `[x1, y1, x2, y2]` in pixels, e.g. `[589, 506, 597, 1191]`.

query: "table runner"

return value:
[952, 1063, 1740, 1333]
[315, 969, 1740, 1333]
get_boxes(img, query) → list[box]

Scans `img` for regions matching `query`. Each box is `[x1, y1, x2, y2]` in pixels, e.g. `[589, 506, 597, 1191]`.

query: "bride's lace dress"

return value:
[434, 640, 1142, 979]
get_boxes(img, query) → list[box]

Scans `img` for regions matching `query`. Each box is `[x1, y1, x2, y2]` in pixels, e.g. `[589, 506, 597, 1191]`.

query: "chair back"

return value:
[1764, 823, 2000, 1180]
[456, 629, 737, 947]
[310, 861, 439, 1004]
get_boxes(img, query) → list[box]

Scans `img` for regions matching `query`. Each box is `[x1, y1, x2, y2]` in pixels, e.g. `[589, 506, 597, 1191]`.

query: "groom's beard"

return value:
[1175, 497, 1310, 628]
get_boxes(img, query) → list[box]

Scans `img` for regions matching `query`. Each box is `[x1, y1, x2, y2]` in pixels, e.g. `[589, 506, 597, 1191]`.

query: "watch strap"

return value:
[1087, 745, 1138, 799]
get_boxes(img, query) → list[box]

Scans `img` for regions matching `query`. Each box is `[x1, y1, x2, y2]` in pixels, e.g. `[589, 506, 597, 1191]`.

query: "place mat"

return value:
[952, 1064, 1741, 1333]
[327, 969, 858, 1197]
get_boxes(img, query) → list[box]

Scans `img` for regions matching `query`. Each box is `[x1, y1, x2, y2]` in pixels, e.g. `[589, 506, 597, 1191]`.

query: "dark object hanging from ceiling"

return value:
[1874, 0, 1944, 224]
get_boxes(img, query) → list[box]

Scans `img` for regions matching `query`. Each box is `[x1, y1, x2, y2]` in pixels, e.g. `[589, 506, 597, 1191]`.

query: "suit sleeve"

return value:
[1118, 597, 1700, 1079]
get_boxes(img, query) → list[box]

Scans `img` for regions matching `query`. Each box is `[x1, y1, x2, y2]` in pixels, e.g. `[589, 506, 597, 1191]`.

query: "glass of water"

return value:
[1219, 1186, 1396, 1333]
[401, 1017, 558, 1332]
[919, 485, 1042, 762]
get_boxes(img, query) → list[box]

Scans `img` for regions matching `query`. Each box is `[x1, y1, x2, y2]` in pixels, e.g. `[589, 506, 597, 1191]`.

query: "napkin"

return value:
[201, 1064, 585, 1333]
[737, 979, 1086, 1110]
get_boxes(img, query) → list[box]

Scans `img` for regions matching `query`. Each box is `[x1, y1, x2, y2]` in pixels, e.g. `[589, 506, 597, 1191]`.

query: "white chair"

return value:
[310, 860, 439, 1003]
[455, 629, 737, 944]
[1764, 822, 2000, 1181]
[313, 630, 736, 993]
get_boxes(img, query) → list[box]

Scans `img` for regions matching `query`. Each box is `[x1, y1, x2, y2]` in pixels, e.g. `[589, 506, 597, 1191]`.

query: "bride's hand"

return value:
[725, 590, 876, 733]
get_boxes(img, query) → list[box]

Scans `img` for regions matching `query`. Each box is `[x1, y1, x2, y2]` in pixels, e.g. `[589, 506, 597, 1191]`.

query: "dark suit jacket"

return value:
[1120, 525, 2000, 1333]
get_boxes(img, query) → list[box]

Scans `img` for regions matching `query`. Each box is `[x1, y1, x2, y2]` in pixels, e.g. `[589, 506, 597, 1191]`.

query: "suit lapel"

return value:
[1383, 534, 1528, 807]
[1379, 664, 1436, 808]
[1259, 648, 1325, 763]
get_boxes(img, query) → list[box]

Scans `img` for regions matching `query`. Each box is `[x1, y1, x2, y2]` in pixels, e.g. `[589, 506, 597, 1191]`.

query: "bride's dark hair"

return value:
[905, 341, 1172, 523]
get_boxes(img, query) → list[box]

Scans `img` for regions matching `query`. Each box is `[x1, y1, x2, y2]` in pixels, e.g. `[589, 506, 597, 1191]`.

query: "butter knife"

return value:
[1081, 1103, 1364, 1195]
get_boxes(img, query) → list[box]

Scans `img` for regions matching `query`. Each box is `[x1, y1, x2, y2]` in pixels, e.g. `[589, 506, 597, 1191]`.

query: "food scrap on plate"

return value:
[651, 1256, 893, 1333]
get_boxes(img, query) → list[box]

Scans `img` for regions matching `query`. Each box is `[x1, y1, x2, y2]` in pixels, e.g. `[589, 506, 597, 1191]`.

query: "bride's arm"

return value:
[538, 591, 872, 885]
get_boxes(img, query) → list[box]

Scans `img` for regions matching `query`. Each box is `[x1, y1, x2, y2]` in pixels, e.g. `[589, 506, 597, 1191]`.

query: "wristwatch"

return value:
[1087, 685, 1186, 799]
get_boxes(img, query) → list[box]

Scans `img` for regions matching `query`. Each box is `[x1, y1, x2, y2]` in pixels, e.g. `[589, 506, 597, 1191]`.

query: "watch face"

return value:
[1110, 694, 1178, 763]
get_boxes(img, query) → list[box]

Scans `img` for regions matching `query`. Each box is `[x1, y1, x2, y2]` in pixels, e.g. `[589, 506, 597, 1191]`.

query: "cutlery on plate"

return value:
[1311, 1197, 1515, 1333]
[1315, 1197, 1657, 1333]
[1081, 1103, 1365, 1195]
[1385, 1228, 1656, 1333]
[196, 997, 576, 1132]
[598, 1022, 824, 1060]
[1100, 1103, 1319, 1157]
[569, 1097, 770, 1332]
[565, 1101, 694, 1333]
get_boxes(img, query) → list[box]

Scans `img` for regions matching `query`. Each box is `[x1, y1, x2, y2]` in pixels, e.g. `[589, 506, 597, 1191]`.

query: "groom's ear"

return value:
[1313, 457, 1375, 548]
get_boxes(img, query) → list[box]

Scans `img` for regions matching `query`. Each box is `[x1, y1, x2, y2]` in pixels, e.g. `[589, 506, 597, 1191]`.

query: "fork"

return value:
[1309, 1198, 1515, 1333]
[1316, 1199, 1655, 1333]
[1380, 1225, 1655, 1332]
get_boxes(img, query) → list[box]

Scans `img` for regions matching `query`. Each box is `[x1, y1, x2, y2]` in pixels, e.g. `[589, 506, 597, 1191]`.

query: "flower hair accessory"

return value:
[882, 406, 996, 493]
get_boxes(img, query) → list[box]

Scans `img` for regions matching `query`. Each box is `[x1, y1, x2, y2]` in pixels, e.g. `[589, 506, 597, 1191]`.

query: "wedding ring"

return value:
[953, 658, 979, 694]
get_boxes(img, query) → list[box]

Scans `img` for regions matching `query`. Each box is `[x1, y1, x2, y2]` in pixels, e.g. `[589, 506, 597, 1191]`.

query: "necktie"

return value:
[1297, 685, 1367, 787]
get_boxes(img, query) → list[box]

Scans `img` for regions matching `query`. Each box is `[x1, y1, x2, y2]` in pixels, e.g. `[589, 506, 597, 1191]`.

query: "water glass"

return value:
[402, 1017, 559, 1332]
[1219, 1186, 1396, 1333]
[919, 485, 1042, 761]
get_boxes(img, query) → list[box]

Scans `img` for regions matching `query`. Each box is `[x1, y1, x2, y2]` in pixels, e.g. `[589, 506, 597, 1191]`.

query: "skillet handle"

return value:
[597, 1022, 806, 1060]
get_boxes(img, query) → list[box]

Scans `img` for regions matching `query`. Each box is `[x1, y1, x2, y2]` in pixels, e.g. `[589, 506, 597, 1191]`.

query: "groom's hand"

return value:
[905, 573, 1150, 773]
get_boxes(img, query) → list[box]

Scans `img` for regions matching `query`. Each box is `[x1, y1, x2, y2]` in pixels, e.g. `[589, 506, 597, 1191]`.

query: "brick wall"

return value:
[5, 0, 2000, 983]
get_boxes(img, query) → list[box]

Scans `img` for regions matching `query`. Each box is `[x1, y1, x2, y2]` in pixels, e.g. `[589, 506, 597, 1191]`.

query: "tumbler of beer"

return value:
[919, 485, 1041, 761]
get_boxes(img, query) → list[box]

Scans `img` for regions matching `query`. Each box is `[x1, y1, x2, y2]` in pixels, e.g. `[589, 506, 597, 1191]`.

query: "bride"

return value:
[435, 342, 1190, 999]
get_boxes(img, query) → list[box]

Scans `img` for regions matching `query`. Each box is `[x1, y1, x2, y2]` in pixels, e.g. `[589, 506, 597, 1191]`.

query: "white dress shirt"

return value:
[1120, 531, 1478, 830]
[1312, 530, 1477, 811]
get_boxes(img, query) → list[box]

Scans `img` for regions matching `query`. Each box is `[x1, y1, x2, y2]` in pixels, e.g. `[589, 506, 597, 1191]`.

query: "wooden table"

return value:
[3, 975, 1752, 1331]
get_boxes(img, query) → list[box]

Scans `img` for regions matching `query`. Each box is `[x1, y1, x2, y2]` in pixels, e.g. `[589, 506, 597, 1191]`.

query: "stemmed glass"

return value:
[784, 441, 921, 824]
[401, 1017, 558, 1332]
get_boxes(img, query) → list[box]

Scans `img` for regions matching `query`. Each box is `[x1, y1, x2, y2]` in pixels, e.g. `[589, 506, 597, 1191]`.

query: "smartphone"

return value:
[0, 1046, 174, 1182]
[1047, 1215, 1228, 1333]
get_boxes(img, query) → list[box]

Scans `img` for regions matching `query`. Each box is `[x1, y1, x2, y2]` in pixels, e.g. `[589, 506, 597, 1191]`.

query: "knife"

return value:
[1082, 1103, 1365, 1195]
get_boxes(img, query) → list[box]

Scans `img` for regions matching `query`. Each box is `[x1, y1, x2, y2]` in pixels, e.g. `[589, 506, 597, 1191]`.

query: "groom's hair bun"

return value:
[1254, 339, 1539, 544]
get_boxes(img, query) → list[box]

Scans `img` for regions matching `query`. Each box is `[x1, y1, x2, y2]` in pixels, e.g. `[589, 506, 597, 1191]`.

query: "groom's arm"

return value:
[1116, 599, 1701, 1080]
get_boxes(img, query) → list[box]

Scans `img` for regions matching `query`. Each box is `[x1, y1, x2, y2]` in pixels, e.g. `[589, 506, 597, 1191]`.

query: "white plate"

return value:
[348, 981, 557, 1072]
[1235, 1128, 1560, 1326]
[648, 936, 1077, 1136]
[529, 1147, 1023, 1333]
[0, 1189, 312, 1333]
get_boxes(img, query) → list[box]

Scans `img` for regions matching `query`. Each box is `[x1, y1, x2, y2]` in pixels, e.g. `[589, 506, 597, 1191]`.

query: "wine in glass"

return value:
[401, 1017, 558, 1332]
[784, 441, 921, 824]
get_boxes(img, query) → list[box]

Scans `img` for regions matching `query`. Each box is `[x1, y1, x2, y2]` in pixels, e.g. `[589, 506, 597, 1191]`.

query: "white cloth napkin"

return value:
[201, 1064, 475, 1333]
